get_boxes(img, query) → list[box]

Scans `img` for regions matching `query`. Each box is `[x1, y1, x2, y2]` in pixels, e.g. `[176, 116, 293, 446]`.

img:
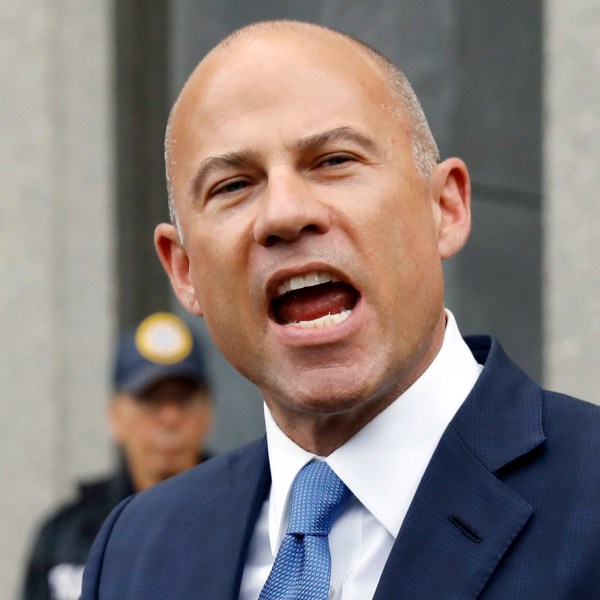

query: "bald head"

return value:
[164, 20, 439, 237]
[155, 19, 471, 451]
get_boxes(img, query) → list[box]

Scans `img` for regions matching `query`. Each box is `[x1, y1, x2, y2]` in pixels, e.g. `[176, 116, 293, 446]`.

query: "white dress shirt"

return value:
[239, 310, 483, 599]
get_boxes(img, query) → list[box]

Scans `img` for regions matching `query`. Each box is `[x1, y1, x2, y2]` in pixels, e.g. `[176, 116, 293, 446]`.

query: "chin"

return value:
[155, 458, 187, 479]
[286, 380, 383, 417]
[288, 361, 403, 417]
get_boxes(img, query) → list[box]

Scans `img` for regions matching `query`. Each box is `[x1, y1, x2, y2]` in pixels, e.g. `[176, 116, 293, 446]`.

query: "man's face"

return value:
[109, 377, 212, 490]
[159, 29, 467, 447]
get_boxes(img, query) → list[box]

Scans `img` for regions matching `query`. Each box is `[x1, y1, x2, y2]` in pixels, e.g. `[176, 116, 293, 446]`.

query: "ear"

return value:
[198, 395, 214, 436]
[154, 223, 203, 316]
[430, 158, 472, 259]
[107, 397, 126, 445]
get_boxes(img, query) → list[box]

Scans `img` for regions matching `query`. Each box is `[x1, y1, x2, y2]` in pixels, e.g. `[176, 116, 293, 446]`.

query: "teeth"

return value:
[277, 271, 339, 296]
[291, 309, 353, 329]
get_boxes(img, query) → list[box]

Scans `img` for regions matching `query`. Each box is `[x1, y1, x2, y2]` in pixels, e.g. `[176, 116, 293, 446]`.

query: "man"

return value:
[82, 21, 600, 599]
[22, 312, 213, 600]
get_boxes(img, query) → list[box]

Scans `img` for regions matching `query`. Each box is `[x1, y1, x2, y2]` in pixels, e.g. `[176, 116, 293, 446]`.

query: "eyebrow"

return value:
[189, 149, 257, 200]
[188, 126, 376, 200]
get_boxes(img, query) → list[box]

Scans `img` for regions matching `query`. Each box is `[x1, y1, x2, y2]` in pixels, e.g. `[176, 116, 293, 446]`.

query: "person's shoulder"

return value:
[123, 437, 267, 511]
[467, 334, 600, 423]
[77, 474, 115, 503]
[465, 333, 600, 452]
[25, 474, 114, 563]
[85, 437, 268, 552]
[173, 436, 268, 486]
[36, 474, 113, 533]
[542, 388, 600, 439]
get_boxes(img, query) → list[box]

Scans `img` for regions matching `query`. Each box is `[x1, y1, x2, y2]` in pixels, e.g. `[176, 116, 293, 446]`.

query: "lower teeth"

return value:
[291, 309, 353, 329]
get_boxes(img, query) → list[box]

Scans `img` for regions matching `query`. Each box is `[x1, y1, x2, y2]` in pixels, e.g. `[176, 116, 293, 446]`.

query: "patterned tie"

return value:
[259, 460, 351, 600]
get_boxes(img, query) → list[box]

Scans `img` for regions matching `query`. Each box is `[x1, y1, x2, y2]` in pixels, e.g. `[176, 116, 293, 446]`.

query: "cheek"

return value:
[187, 233, 260, 354]
[111, 406, 136, 444]
[125, 426, 151, 452]
[185, 421, 208, 443]
[187, 226, 249, 305]
[120, 413, 155, 447]
[361, 202, 443, 310]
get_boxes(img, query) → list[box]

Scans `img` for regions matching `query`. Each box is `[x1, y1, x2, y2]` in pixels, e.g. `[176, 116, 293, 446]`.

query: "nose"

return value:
[155, 400, 185, 427]
[253, 168, 331, 246]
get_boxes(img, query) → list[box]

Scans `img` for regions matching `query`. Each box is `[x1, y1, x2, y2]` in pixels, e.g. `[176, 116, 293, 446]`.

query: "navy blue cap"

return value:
[113, 312, 209, 395]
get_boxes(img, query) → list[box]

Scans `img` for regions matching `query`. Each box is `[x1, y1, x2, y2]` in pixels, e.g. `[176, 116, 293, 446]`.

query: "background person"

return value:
[21, 312, 213, 600]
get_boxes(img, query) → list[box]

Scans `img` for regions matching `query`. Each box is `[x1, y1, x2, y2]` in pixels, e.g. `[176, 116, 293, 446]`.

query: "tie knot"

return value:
[287, 461, 350, 537]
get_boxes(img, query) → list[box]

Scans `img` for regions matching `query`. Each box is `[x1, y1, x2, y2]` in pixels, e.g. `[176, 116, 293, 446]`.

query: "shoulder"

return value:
[34, 475, 113, 540]
[461, 334, 600, 468]
[24, 474, 116, 577]
[162, 437, 267, 489]
[466, 335, 600, 430]
[82, 439, 269, 599]
[541, 389, 600, 452]
[118, 437, 267, 515]
[542, 388, 600, 420]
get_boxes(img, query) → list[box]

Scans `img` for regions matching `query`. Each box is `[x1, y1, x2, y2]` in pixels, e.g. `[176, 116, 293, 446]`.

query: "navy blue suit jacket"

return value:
[81, 337, 600, 599]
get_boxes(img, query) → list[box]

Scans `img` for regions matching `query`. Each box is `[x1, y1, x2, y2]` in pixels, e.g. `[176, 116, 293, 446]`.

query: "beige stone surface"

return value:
[544, 0, 600, 403]
[0, 2, 114, 597]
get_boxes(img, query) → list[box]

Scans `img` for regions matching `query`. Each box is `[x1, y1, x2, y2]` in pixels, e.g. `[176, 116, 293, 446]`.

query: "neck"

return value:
[268, 390, 402, 456]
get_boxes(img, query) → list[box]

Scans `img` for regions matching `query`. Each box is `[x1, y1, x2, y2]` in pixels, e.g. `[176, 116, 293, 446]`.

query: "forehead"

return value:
[192, 27, 390, 105]
[170, 29, 403, 168]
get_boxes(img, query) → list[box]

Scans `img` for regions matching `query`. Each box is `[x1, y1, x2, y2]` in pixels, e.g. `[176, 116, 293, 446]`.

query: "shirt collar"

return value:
[264, 309, 482, 552]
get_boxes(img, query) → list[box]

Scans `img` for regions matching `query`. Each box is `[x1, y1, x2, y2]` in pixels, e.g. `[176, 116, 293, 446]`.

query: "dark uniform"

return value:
[21, 465, 134, 600]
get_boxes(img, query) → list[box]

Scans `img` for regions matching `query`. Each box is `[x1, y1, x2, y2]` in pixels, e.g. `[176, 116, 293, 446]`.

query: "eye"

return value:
[317, 153, 356, 168]
[209, 177, 249, 197]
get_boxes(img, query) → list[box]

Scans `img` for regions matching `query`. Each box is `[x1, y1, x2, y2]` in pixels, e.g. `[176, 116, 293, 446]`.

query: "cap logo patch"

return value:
[134, 312, 193, 364]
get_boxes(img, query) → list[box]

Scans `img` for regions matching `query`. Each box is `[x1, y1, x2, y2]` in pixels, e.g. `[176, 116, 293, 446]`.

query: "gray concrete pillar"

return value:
[0, 2, 115, 596]
[544, 0, 600, 404]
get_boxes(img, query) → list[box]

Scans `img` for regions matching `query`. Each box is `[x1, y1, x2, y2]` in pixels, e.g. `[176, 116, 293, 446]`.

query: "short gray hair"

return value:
[344, 32, 440, 179]
[164, 109, 181, 240]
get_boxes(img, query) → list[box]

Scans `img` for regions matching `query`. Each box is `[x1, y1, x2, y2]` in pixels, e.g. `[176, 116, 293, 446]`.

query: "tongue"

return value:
[273, 282, 357, 324]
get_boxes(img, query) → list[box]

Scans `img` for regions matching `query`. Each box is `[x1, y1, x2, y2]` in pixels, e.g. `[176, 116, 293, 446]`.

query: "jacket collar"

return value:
[179, 438, 270, 599]
[373, 335, 545, 599]
[451, 335, 545, 473]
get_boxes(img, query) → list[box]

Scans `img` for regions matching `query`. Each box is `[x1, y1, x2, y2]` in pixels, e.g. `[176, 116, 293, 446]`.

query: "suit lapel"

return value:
[374, 337, 545, 599]
[373, 427, 533, 599]
[179, 439, 271, 599]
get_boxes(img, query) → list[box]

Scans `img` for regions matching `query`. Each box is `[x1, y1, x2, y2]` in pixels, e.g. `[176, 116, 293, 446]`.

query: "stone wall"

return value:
[0, 2, 114, 596]
[544, 0, 600, 404]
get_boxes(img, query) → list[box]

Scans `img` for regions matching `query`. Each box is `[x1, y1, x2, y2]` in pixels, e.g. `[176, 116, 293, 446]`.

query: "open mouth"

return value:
[270, 271, 360, 329]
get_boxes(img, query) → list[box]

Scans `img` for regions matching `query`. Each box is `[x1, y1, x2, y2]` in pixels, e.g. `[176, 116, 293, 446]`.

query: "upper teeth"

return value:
[276, 271, 339, 296]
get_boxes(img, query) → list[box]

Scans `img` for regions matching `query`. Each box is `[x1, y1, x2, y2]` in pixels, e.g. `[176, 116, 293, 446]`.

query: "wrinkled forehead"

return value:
[164, 24, 410, 217]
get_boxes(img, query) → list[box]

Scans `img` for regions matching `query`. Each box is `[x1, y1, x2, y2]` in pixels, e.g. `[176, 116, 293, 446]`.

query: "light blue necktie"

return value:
[259, 460, 351, 600]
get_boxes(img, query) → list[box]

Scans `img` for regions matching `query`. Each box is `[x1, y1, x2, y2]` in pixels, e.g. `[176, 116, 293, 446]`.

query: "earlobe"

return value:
[154, 223, 203, 316]
[431, 158, 472, 259]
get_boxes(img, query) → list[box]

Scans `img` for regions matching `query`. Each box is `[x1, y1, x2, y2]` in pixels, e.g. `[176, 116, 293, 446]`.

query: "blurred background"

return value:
[1, 0, 599, 597]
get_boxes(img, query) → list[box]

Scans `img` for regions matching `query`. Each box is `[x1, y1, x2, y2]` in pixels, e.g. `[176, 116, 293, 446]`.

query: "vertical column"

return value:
[544, 0, 600, 403]
[115, 0, 171, 331]
[0, 1, 114, 597]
